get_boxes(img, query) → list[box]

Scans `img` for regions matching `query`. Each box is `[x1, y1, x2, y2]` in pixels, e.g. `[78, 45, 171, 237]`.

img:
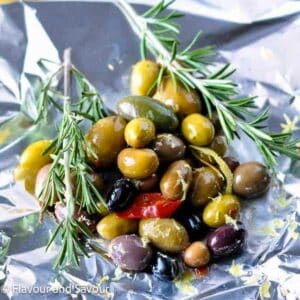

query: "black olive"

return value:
[173, 207, 209, 241]
[207, 222, 246, 258]
[152, 252, 179, 281]
[107, 178, 138, 212]
[182, 214, 209, 241]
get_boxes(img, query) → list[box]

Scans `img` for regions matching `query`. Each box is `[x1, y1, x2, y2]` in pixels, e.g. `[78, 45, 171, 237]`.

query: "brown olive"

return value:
[201, 135, 228, 163]
[223, 156, 240, 172]
[209, 111, 222, 132]
[152, 133, 186, 163]
[154, 76, 201, 117]
[210, 135, 227, 157]
[134, 173, 159, 192]
[85, 116, 127, 167]
[160, 160, 193, 200]
[130, 60, 160, 96]
[70, 171, 104, 195]
[117, 148, 159, 179]
[183, 241, 210, 268]
[189, 167, 224, 207]
[233, 162, 271, 199]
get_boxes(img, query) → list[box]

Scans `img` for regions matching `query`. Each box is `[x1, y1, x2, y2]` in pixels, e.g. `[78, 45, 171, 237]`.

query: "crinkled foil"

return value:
[0, 1, 300, 299]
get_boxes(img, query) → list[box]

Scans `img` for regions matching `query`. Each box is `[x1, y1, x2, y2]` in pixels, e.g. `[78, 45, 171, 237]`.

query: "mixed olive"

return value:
[152, 252, 179, 281]
[183, 241, 210, 268]
[139, 218, 190, 253]
[109, 234, 153, 271]
[14, 140, 53, 194]
[15, 59, 273, 281]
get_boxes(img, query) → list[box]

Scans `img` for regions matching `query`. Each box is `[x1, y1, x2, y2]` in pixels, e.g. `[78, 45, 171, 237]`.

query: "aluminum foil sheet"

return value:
[0, 1, 300, 299]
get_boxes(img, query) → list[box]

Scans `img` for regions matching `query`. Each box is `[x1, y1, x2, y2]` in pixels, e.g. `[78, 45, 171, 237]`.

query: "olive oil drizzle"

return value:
[116, 0, 300, 172]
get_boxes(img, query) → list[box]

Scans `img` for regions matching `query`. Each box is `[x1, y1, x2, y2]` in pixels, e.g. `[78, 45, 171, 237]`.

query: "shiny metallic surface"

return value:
[0, 1, 299, 299]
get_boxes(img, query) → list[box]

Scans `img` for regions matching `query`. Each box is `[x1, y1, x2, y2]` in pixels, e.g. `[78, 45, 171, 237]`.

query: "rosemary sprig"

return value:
[35, 65, 106, 124]
[72, 66, 107, 122]
[36, 49, 107, 268]
[35, 65, 64, 123]
[116, 0, 300, 171]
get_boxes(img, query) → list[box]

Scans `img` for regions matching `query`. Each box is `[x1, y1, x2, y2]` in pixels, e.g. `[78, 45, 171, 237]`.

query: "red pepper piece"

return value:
[116, 193, 182, 219]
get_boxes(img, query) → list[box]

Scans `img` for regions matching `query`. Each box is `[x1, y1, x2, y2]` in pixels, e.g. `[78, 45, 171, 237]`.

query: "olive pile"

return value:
[15, 59, 271, 281]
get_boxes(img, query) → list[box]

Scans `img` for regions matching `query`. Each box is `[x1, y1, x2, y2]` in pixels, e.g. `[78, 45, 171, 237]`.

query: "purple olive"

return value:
[109, 234, 153, 271]
[207, 222, 246, 258]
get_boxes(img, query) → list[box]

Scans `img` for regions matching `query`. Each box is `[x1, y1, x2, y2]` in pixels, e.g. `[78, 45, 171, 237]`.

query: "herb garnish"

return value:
[36, 49, 107, 268]
[116, 0, 300, 171]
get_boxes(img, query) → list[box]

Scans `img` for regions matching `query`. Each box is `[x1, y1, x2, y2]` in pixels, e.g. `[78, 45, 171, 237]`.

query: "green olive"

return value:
[233, 162, 270, 199]
[190, 167, 224, 206]
[14, 139, 53, 194]
[203, 194, 240, 228]
[18, 140, 53, 168]
[154, 76, 201, 117]
[85, 116, 127, 167]
[96, 213, 138, 240]
[117, 148, 159, 179]
[181, 113, 215, 146]
[97, 202, 109, 217]
[117, 96, 178, 131]
[160, 160, 192, 200]
[124, 118, 156, 148]
[152, 133, 186, 163]
[130, 60, 160, 96]
[139, 218, 189, 253]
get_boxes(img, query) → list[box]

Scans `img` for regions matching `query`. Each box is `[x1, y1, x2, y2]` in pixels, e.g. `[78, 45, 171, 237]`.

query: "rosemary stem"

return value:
[116, 0, 173, 62]
[62, 48, 74, 218]
[116, 1, 213, 105]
